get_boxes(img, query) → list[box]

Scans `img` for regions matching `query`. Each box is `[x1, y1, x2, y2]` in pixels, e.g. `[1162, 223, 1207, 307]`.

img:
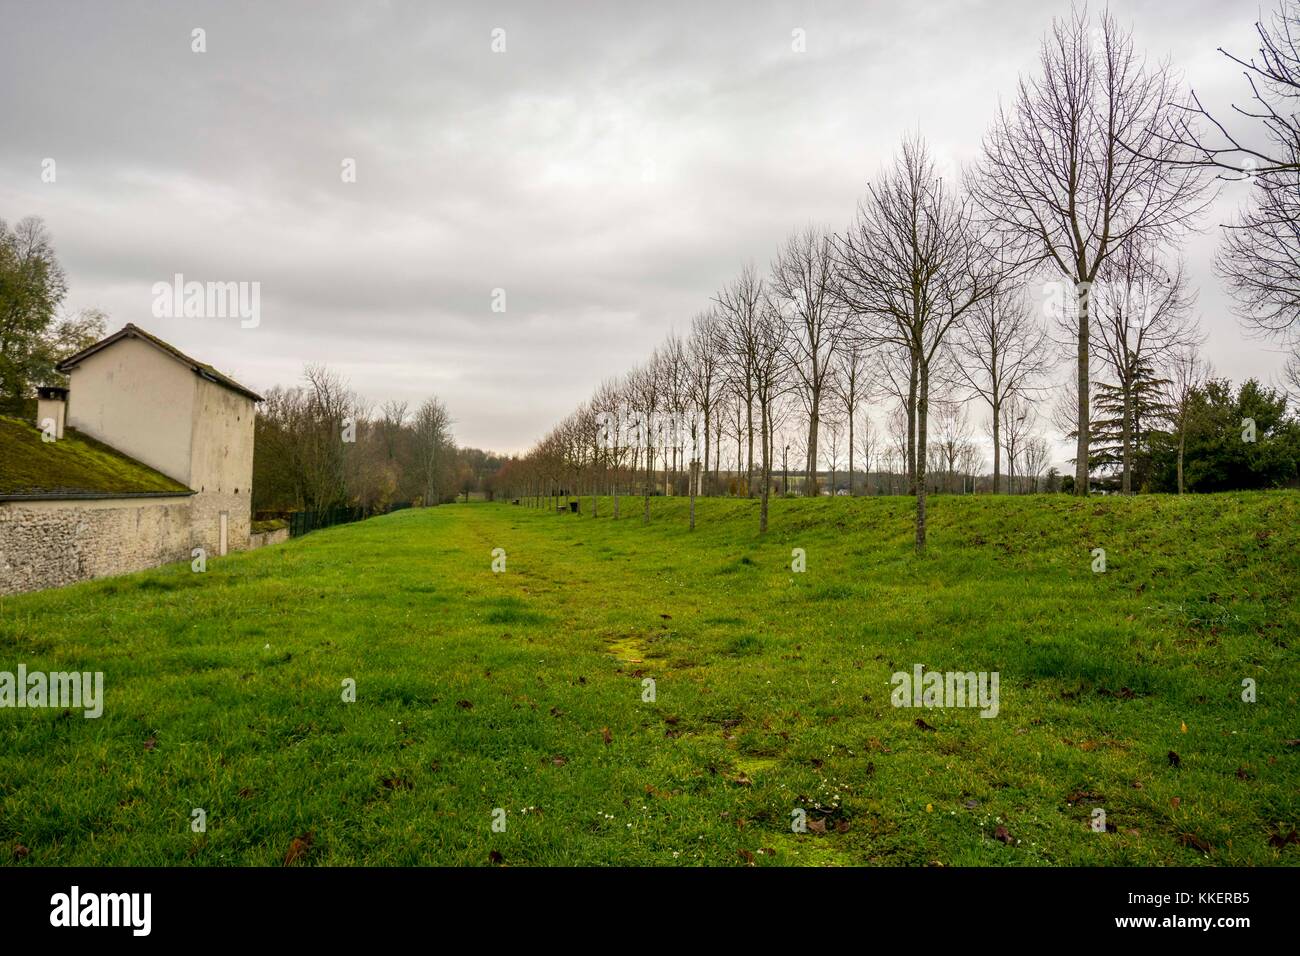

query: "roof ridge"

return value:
[57, 324, 264, 402]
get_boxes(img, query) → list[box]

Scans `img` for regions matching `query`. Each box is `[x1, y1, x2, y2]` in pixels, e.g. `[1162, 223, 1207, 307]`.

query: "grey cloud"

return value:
[0, 0, 1275, 454]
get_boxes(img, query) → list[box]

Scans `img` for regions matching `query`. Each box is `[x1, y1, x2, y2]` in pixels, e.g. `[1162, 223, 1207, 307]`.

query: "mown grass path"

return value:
[1, 493, 1297, 865]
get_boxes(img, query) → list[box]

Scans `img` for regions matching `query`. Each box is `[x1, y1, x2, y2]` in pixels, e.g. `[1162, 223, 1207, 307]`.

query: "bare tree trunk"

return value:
[991, 399, 1001, 494]
[847, 407, 855, 497]
[1075, 283, 1090, 496]
[736, 406, 743, 495]
[702, 410, 711, 497]
[759, 403, 769, 496]
[915, 360, 930, 554]
[1121, 386, 1133, 494]
[805, 393, 820, 496]
[689, 460, 698, 530]
[759, 400, 771, 532]
[612, 444, 621, 518]
[643, 445, 653, 524]
[714, 418, 722, 494]
[907, 355, 918, 495]
[746, 395, 755, 497]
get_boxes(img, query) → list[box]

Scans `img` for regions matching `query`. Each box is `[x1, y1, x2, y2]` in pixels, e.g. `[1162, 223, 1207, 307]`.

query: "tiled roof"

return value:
[56, 323, 264, 402]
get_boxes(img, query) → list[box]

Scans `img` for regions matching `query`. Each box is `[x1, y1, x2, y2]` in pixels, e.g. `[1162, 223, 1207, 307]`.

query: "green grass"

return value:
[0, 415, 191, 497]
[1, 493, 1297, 866]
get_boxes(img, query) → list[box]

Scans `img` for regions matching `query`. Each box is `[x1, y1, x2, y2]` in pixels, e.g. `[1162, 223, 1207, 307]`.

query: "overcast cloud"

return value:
[0, 0, 1273, 456]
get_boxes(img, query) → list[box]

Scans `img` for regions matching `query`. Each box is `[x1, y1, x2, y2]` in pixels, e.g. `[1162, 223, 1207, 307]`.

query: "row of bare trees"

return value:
[503, 2, 1298, 552]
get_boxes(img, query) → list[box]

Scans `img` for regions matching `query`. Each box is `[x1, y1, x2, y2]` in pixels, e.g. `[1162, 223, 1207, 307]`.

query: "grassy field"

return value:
[1, 493, 1297, 866]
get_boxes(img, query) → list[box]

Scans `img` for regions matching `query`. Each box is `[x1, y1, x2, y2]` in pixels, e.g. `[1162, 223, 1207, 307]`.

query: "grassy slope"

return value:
[0, 493, 1296, 866]
[0, 415, 191, 497]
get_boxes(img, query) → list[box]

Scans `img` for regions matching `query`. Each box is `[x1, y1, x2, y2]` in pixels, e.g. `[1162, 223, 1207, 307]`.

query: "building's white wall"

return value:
[35, 396, 65, 438]
[189, 376, 256, 551]
[0, 496, 198, 595]
[64, 337, 196, 484]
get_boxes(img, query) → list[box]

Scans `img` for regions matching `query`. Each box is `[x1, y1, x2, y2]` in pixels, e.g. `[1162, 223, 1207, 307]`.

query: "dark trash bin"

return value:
[568, 500, 579, 513]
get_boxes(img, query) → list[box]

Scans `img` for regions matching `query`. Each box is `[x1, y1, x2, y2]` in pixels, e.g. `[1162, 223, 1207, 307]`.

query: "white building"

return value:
[0, 324, 261, 595]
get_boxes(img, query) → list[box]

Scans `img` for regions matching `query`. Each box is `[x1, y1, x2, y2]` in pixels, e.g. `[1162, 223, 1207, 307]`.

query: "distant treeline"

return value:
[252, 363, 504, 514]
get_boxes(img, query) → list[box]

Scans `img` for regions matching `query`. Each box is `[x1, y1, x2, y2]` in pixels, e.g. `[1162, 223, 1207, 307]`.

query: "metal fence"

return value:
[288, 506, 365, 537]
[287, 501, 416, 538]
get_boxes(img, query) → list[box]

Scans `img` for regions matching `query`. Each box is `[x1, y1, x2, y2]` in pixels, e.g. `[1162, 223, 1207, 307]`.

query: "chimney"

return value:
[36, 385, 68, 440]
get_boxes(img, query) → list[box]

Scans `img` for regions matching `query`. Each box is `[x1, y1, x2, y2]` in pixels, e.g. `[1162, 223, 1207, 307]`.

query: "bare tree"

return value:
[301, 363, 358, 509]
[753, 301, 788, 532]
[688, 310, 722, 498]
[836, 345, 870, 495]
[1022, 435, 1050, 493]
[770, 225, 847, 496]
[933, 397, 974, 493]
[1162, 344, 1211, 494]
[659, 331, 689, 495]
[1286, 347, 1300, 403]
[972, 5, 1210, 495]
[1001, 392, 1036, 493]
[1168, 1, 1300, 177]
[823, 413, 845, 494]
[628, 356, 661, 524]
[593, 378, 624, 517]
[955, 282, 1049, 492]
[412, 395, 453, 506]
[885, 404, 911, 494]
[714, 264, 765, 497]
[837, 134, 995, 552]
[874, 344, 919, 491]
[858, 412, 876, 495]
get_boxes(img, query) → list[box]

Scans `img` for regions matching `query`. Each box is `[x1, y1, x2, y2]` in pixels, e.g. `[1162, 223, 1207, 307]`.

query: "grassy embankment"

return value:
[1, 492, 1297, 865]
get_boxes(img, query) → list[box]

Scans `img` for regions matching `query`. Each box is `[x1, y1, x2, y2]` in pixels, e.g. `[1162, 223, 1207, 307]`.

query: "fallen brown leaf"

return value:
[1177, 832, 1212, 854]
[993, 825, 1014, 845]
[283, 832, 314, 866]
[601, 727, 612, 745]
[1268, 829, 1299, 848]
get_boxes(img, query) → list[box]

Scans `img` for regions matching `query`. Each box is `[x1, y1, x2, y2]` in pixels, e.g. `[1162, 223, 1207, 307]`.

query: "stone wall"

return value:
[248, 527, 289, 549]
[0, 495, 212, 596]
[189, 489, 251, 556]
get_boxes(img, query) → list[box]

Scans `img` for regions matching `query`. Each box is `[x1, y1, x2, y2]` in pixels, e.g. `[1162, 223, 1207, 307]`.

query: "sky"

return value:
[0, 0, 1278, 459]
